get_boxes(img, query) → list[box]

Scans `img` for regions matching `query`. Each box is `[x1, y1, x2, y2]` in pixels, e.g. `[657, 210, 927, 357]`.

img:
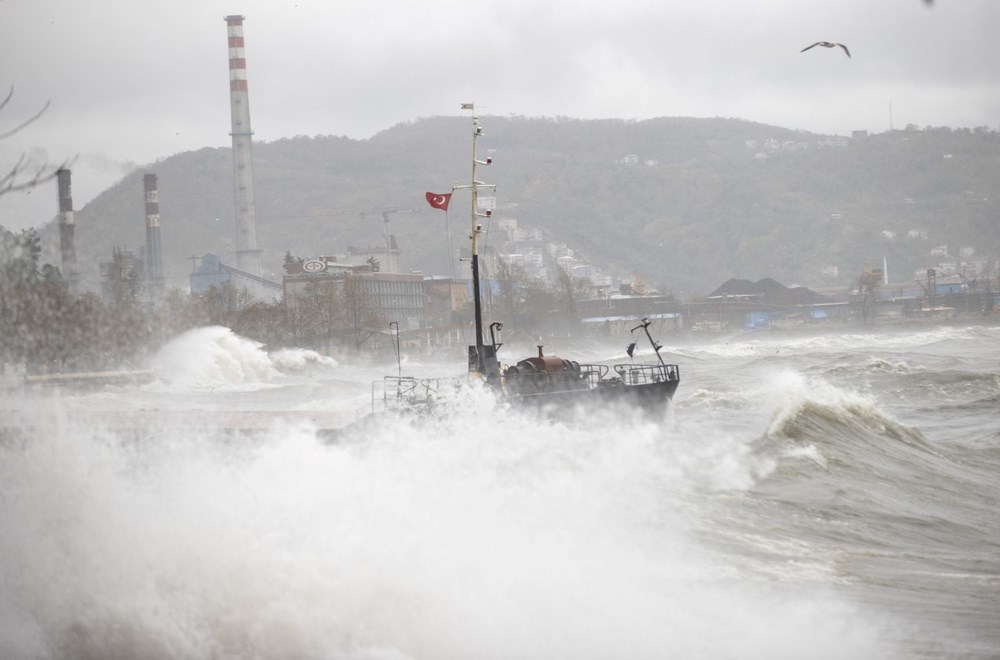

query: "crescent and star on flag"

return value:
[425, 192, 452, 211]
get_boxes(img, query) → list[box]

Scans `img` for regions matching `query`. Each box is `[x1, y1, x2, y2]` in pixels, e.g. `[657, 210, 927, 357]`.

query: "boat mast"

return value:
[471, 115, 485, 366]
[458, 104, 494, 375]
[630, 317, 667, 366]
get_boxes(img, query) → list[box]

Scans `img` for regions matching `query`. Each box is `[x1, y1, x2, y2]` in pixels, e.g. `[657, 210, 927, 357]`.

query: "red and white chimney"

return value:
[144, 173, 163, 298]
[224, 15, 262, 283]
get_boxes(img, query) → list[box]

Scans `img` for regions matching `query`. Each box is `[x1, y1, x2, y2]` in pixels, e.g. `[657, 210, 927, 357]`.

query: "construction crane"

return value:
[858, 262, 884, 296]
[915, 268, 938, 315]
[378, 209, 416, 273]
[854, 262, 885, 323]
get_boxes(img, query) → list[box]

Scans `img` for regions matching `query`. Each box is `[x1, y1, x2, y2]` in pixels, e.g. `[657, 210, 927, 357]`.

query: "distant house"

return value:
[707, 277, 829, 306]
[423, 277, 469, 328]
[817, 137, 849, 148]
[284, 262, 427, 331]
[189, 253, 230, 294]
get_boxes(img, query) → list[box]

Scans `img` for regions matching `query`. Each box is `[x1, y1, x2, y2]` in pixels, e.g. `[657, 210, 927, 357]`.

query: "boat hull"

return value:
[506, 375, 679, 411]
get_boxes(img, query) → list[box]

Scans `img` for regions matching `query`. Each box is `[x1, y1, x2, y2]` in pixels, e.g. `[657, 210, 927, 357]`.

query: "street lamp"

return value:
[389, 321, 401, 379]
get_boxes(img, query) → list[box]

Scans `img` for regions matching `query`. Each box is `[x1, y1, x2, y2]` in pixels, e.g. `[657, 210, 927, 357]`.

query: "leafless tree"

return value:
[0, 85, 72, 198]
[340, 276, 384, 352]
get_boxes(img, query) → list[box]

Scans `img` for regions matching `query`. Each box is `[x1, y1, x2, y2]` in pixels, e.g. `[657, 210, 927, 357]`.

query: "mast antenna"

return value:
[458, 102, 496, 376]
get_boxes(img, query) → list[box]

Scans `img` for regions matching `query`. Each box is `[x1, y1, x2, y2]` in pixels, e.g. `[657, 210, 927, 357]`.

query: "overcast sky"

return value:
[1, 0, 997, 231]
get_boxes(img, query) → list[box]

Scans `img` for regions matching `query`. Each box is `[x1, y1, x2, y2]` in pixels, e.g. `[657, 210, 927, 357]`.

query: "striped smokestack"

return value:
[224, 14, 262, 282]
[144, 173, 163, 298]
[56, 168, 77, 285]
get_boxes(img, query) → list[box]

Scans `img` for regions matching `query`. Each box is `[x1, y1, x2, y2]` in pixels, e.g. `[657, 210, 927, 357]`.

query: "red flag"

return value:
[425, 192, 452, 211]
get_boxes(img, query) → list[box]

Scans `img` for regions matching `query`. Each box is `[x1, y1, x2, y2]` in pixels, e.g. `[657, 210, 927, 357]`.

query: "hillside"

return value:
[35, 116, 1000, 296]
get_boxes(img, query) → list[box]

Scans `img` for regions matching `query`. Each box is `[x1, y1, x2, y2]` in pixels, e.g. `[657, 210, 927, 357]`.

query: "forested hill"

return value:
[39, 116, 1000, 296]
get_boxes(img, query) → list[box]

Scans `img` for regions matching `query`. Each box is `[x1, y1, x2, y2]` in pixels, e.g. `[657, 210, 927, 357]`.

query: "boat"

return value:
[487, 318, 680, 409]
[374, 106, 680, 414]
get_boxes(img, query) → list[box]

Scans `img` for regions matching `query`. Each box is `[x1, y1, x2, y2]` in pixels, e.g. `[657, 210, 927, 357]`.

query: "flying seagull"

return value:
[800, 41, 851, 58]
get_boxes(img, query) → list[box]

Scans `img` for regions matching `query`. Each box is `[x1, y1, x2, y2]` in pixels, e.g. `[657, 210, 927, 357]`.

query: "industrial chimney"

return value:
[56, 168, 77, 289]
[224, 14, 262, 282]
[143, 173, 164, 299]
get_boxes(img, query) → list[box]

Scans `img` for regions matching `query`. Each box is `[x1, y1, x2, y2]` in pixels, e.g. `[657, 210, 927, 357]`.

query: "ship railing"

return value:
[576, 364, 610, 388]
[611, 363, 680, 386]
[372, 375, 466, 412]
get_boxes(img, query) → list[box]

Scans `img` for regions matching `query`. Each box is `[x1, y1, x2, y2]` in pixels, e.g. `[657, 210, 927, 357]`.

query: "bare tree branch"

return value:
[0, 153, 73, 196]
[0, 86, 14, 114]
[0, 86, 52, 141]
[0, 85, 73, 198]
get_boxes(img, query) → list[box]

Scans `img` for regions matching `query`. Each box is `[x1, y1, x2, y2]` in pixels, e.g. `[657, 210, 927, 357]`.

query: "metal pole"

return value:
[470, 115, 485, 372]
[390, 321, 401, 379]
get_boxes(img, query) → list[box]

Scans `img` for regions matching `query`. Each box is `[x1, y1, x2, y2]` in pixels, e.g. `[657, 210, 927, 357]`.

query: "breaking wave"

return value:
[0, 385, 896, 660]
[148, 326, 338, 390]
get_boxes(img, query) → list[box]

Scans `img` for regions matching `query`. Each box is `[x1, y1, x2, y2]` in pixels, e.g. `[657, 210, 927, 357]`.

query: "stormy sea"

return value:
[1, 323, 998, 660]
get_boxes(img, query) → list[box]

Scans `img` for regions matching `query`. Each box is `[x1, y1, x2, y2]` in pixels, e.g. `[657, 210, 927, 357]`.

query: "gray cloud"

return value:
[1, 0, 997, 229]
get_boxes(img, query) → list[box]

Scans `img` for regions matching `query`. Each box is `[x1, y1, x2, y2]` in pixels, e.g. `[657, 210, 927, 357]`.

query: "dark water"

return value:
[672, 325, 1000, 659]
[1, 324, 998, 659]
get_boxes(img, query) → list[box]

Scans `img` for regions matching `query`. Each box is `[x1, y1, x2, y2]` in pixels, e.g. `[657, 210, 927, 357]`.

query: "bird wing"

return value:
[838, 43, 851, 57]
[800, 42, 820, 52]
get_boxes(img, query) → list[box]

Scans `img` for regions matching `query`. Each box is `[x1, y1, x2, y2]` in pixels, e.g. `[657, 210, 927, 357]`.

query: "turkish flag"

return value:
[425, 192, 452, 211]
